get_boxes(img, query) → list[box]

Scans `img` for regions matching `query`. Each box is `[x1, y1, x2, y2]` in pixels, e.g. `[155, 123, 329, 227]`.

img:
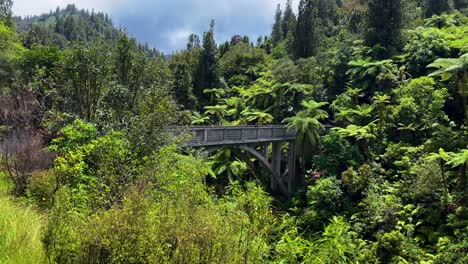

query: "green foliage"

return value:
[404, 27, 452, 76]
[353, 182, 402, 236]
[220, 42, 268, 86]
[50, 120, 133, 209]
[391, 77, 449, 141]
[283, 99, 328, 147]
[27, 170, 58, 209]
[308, 216, 357, 264]
[407, 158, 446, 202]
[282, 0, 297, 40]
[273, 216, 358, 264]
[203, 105, 228, 124]
[209, 148, 248, 181]
[42, 187, 84, 264]
[333, 123, 377, 159]
[307, 177, 343, 213]
[0, 0, 13, 28]
[341, 164, 376, 194]
[434, 231, 468, 263]
[273, 214, 312, 263]
[19, 45, 63, 83]
[0, 22, 23, 86]
[169, 50, 198, 109]
[314, 131, 363, 176]
[283, 99, 328, 172]
[347, 57, 399, 92]
[271, 4, 283, 46]
[43, 146, 274, 263]
[196, 20, 219, 96]
[428, 53, 468, 125]
[2, 3, 468, 264]
[370, 230, 405, 264]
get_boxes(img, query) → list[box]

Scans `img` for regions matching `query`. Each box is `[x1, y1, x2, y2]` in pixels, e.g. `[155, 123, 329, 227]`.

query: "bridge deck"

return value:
[172, 126, 296, 147]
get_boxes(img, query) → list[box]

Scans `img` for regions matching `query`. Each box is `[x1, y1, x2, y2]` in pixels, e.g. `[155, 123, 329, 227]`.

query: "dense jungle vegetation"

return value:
[0, 0, 467, 263]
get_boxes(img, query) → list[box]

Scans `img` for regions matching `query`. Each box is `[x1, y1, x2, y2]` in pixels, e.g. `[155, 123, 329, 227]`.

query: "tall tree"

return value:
[283, 100, 329, 173]
[195, 20, 219, 106]
[0, 0, 13, 28]
[272, 4, 283, 46]
[187, 34, 200, 51]
[282, 0, 297, 39]
[422, 0, 453, 17]
[294, 0, 321, 58]
[169, 51, 197, 109]
[63, 15, 75, 40]
[62, 41, 110, 122]
[317, 0, 340, 36]
[365, 0, 404, 58]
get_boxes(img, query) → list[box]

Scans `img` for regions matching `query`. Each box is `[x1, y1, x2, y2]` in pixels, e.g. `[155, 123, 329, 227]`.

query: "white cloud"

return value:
[166, 28, 192, 50]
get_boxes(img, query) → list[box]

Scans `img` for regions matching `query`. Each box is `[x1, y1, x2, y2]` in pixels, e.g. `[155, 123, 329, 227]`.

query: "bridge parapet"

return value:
[174, 125, 296, 147]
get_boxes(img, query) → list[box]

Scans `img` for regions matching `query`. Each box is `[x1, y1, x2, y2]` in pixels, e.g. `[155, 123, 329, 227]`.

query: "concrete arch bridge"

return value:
[172, 126, 298, 196]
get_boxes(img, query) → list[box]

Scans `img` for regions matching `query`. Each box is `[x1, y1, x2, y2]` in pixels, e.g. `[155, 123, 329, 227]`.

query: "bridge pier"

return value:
[288, 141, 296, 195]
[269, 141, 296, 197]
[271, 142, 281, 192]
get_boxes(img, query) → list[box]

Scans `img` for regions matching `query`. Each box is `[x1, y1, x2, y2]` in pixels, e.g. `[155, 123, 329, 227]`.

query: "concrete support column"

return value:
[287, 141, 296, 196]
[263, 143, 269, 160]
[271, 142, 282, 192]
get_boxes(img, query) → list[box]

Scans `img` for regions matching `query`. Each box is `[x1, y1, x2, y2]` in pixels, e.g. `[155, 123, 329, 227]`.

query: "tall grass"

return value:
[0, 173, 46, 264]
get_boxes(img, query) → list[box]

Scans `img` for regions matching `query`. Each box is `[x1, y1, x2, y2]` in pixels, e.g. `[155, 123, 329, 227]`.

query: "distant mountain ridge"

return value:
[14, 4, 161, 56]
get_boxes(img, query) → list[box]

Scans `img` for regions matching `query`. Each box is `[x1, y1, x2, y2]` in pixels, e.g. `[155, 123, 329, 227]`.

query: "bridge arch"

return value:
[202, 145, 288, 195]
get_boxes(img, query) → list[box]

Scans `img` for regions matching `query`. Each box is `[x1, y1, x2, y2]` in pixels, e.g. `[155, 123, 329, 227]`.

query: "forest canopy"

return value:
[0, 0, 467, 263]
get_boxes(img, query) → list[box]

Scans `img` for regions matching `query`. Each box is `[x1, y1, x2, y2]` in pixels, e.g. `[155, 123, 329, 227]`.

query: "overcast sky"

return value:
[12, 0, 299, 53]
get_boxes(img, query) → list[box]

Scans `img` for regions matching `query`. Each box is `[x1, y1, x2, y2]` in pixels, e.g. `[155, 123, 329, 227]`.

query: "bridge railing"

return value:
[170, 125, 296, 147]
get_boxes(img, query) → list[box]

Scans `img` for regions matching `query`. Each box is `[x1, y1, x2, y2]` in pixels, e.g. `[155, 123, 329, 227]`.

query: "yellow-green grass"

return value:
[0, 172, 46, 264]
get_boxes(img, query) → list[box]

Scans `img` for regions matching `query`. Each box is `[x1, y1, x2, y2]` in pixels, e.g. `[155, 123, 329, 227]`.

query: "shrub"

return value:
[0, 90, 40, 128]
[374, 230, 405, 264]
[42, 187, 85, 264]
[353, 182, 402, 237]
[308, 216, 358, 263]
[43, 146, 274, 263]
[0, 129, 53, 196]
[304, 177, 343, 230]
[434, 234, 468, 264]
[314, 131, 363, 177]
[404, 27, 451, 76]
[50, 120, 133, 210]
[27, 169, 58, 209]
[307, 177, 343, 212]
[341, 164, 376, 194]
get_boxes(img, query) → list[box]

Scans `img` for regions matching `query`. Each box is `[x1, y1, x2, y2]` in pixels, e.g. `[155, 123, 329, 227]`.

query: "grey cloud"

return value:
[13, 0, 299, 53]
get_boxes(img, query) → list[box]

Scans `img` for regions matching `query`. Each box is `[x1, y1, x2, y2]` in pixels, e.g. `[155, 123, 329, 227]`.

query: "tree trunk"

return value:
[460, 163, 467, 204]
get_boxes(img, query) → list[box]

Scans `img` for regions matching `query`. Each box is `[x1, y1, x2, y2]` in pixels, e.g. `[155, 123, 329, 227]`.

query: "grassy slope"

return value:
[0, 172, 46, 264]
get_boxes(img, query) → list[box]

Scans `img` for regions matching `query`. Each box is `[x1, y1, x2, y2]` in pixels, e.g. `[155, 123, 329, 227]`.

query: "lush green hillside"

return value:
[14, 4, 161, 58]
[15, 4, 121, 48]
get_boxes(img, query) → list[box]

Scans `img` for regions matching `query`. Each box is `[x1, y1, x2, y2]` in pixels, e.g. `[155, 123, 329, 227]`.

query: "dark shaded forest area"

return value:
[0, 0, 467, 263]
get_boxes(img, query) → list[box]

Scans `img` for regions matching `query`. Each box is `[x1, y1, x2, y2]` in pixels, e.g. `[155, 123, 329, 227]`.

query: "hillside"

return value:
[14, 4, 161, 58]
[14, 4, 121, 48]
